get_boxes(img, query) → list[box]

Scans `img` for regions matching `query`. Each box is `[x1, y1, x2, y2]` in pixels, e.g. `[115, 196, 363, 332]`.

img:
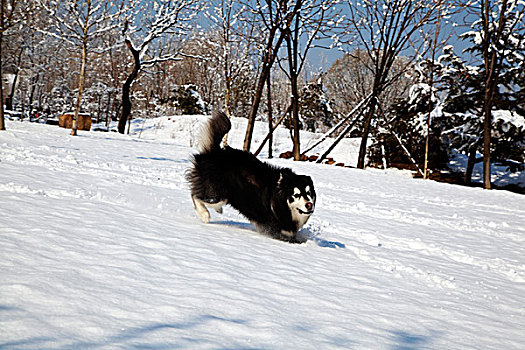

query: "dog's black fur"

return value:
[186, 111, 316, 243]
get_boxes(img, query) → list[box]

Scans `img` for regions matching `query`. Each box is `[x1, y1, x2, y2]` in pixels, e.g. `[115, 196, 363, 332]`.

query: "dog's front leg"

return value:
[192, 196, 210, 223]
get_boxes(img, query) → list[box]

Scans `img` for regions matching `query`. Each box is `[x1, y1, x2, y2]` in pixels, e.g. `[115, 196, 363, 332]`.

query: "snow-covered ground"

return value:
[1, 117, 524, 349]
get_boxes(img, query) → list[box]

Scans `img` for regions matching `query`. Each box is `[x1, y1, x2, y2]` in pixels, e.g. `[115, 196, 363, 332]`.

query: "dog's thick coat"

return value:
[187, 111, 316, 243]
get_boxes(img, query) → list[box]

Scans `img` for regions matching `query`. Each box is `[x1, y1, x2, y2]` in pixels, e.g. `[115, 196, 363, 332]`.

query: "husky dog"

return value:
[186, 111, 316, 243]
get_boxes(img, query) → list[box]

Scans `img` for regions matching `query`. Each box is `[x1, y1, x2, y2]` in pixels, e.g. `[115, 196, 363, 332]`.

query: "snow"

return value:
[135, 115, 364, 167]
[493, 109, 525, 129]
[449, 149, 525, 189]
[408, 83, 431, 105]
[1, 117, 525, 349]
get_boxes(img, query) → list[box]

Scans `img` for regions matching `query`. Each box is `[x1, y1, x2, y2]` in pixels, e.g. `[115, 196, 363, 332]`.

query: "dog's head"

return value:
[278, 173, 316, 227]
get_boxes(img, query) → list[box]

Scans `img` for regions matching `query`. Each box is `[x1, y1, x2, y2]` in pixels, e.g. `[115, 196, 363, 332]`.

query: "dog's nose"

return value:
[305, 202, 313, 211]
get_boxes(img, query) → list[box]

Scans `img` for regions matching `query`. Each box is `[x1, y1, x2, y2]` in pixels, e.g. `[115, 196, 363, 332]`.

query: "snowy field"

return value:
[1, 117, 524, 349]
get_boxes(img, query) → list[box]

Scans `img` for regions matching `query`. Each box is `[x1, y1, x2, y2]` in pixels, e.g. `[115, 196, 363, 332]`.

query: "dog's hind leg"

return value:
[207, 199, 227, 214]
[192, 195, 211, 223]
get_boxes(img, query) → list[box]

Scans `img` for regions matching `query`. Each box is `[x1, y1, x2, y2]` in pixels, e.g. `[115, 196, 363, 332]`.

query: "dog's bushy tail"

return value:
[198, 110, 232, 153]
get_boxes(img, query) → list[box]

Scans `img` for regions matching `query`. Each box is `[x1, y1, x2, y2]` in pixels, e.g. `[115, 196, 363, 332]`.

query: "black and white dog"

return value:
[186, 111, 316, 243]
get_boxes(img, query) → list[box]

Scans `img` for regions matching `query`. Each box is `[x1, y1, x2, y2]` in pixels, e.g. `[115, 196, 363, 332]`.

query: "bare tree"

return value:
[206, 1, 248, 117]
[345, 0, 452, 168]
[279, 0, 343, 160]
[117, 0, 201, 134]
[39, 0, 123, 135]
[324, 50, 375, 114]
[241, 0, 303, 152]
[204, 0, 257, 145]
[0, 0, 37, 130]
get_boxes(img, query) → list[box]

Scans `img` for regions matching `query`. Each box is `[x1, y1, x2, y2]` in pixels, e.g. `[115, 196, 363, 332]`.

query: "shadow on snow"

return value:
[213, 220, 346, 249]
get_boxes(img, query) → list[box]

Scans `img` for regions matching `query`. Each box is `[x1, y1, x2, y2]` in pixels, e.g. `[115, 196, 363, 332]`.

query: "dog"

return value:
[186, 111, 316, 243]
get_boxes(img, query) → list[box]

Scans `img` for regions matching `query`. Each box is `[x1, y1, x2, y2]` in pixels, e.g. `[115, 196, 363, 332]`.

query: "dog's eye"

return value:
[306, 191, 311, 197]
[293, 194, 301, 199]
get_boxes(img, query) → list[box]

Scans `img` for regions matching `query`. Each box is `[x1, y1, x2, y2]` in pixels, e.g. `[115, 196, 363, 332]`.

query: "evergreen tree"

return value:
[385, 41, 525, 183]
[369, 61, 451, 171]
[440, 38, 525, 182]
[462, 0, 525, 188]
[299, 80, 337, 133]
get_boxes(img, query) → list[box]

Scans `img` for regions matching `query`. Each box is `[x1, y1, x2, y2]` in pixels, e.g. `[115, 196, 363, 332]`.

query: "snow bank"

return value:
[132, 115, 376, 169]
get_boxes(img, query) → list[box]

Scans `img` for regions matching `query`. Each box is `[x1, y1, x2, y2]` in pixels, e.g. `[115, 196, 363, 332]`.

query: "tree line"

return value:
[1, 0, 524, 189]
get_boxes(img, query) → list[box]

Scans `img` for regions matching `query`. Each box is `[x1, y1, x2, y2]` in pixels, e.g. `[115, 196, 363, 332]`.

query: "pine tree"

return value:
[299, 80, 337, 133]
[462, 0, 525, 188]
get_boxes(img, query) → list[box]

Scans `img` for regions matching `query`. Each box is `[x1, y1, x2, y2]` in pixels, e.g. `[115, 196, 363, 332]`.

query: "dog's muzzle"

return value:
[298, 203, 314, 215]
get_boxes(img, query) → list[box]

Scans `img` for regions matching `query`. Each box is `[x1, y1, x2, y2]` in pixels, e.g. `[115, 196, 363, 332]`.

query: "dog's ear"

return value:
[277, 170, 293, 188]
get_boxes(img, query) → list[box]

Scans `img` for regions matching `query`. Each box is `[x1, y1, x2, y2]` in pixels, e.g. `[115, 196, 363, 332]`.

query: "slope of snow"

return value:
[133, 115, 372, 169]
[1, 118, 524, 349]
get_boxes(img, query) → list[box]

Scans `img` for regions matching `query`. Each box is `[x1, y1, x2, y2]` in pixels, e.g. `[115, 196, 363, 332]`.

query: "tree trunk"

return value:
[423, 111, 431, 179]
[480, 0, 508, 189]
[5, 70, 17, 110]
[20, 90, 24, 121]
[381, 140, 388, 170]
[105, 91, 111, 129]
[482, 48, 499, 190]
[118, 40, 140, 134]
[423, 64, 436, 179]
[96, 94, 101, 123]
[254, 104, 292, 157]
[286, 27, 301, 161]
[482, 92, 492, 189]
[71, 41, 88, 136]
[266, 70, 273, 158]
[357, 97, 377, 169]
[221, 51, 231, 147]
[482, 47, 502, 189]
[465, 144, 477, 184]
[0, 30, 5, 131]
[6, 48, 23, 111]
[243, 53, 274, 152]
[28, 74, 39, 118]
[224, 58, 231, 117]
[291, 77, 300, 160]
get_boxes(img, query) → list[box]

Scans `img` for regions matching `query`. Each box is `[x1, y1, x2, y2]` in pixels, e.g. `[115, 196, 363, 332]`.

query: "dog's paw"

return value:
[288, 236, 307, 244]
[276, 230, 306, 244]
